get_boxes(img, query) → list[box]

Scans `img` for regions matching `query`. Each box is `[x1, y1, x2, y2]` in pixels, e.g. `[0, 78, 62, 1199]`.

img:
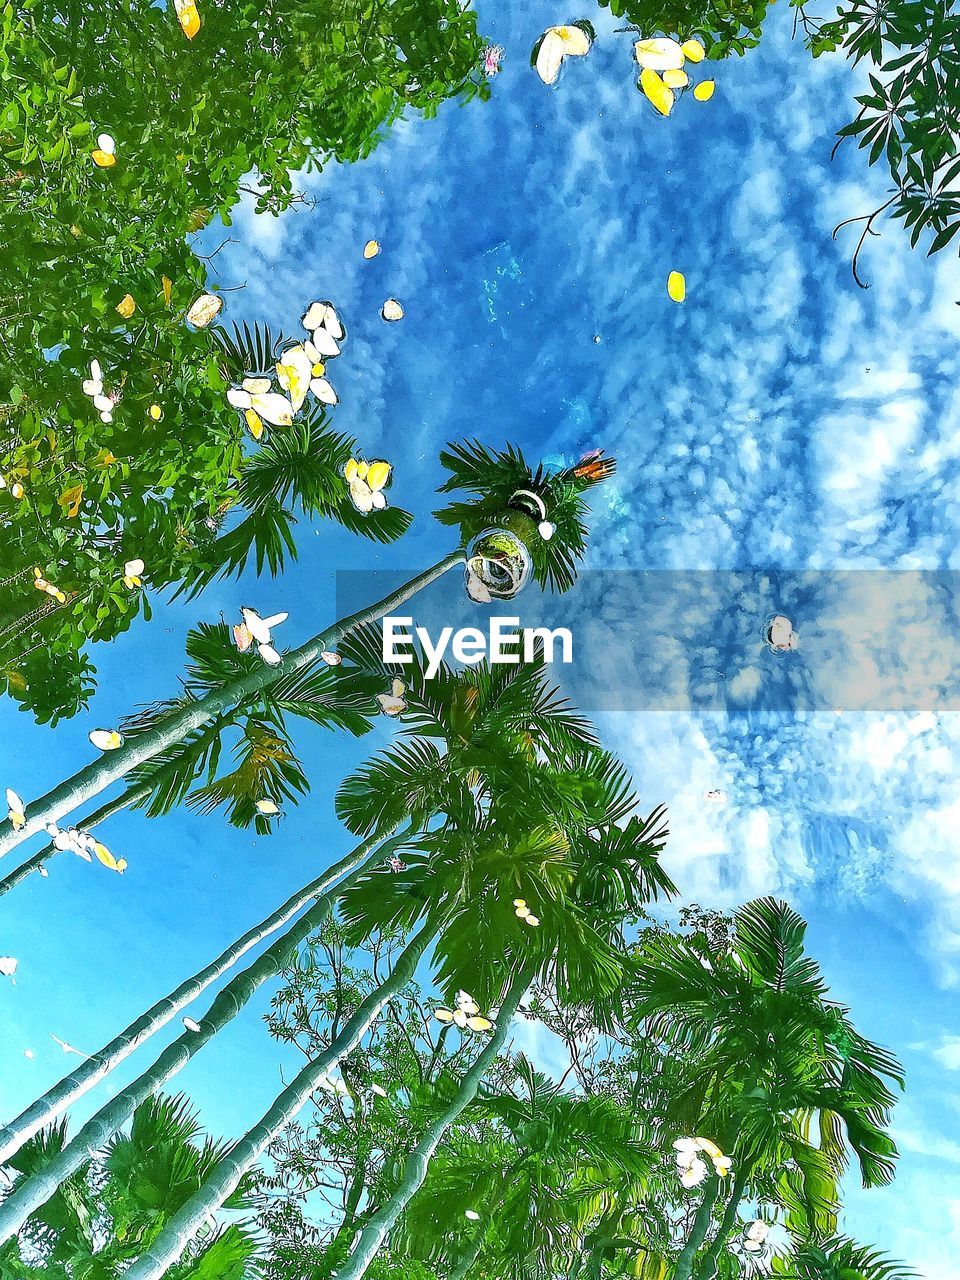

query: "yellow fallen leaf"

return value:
[667, 271, 686, 303]
[663, 68, 688, 88]
[682, 39, 706, 62]
[115, 293, 136, 318]
[59, 484, 84, 518]
[640, 67, 674, 117]
[162, 275, 172, 306]
[363, 240, 381, 258]
[694, 80, 715, 101]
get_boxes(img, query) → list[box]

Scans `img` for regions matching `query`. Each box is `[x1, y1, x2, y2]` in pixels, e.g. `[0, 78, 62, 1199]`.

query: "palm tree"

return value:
[0, 441, 613, 859]
[627, 898, 903, 1280]
[0, 1094, 260, 1278]
[0, 827, 408, 1166]
[0, 552, 460, 858]
[329, 963, 536, 1280]
[395, 1055, 655, 1280]
[0, 826, 405, 1241]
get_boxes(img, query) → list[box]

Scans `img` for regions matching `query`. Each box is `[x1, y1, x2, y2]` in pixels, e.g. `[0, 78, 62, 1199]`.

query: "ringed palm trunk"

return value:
[0, 827, 407, 1167]
[0, 553, 463, 859]
[331, 963, 534, 1280]
[120, 917, 442, 1280]
[673, 1174, 723, 1280]
[0, 827, 406, 1241]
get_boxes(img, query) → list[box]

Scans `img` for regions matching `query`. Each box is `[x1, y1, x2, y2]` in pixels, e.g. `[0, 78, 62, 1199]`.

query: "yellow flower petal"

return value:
[93, 841, 119, 870]
[693, 80, 715, 101]
[366, 460, 392, 491]
[345, 458, 360, 483]
[148, 404, 163, 421]
[115, 293, 136, 318]
[174, 0, 201, 38]
[434, 1008, 455, 1023]
[245, 409, 264, 440]
[640, 67, 674, 117]
[682, 38, 706, 62]
[162, 275, 173, 306]
[662, 68, 688, 88]
[667, 270, 686, 303]
[91, 149, 116, 168]
[466, 1015, 494, 1032]
[363, 240, 381, 258]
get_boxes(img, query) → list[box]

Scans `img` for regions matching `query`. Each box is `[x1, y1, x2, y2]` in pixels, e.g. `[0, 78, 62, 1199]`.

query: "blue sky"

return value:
[3, 0, 960, 1273]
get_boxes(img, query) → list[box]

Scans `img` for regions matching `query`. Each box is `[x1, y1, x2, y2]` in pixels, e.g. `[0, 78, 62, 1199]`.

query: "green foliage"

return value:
[0, 0, 481, 721]
[598, 0, 773, 58]
[436, 440, 616, 593]
[799, 0, 960, 282]
[0, 1095, 261, 1277]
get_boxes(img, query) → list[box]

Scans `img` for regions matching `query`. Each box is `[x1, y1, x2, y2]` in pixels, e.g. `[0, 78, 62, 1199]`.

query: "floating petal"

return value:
[245, 409, 264, 440]
[693, 80, 715, 101]
[662, 68, 688, 88]
[310, 377, 338, 406]
[667, 270, 686, 302]
[363, 240, 381, 258]
[381, 299, 404, 322]
[186, 293, 222, 328]
[250, 392, 294, 427]
[89, 729, 123, 751]
[276, 345, 313, 412]
[634, 37, 684, 70]
[174, 0, 200, 37]
[256, 798, 280, 815]
[115, 293, 136, 318]
[0, 956, 17, 978]
[682, 38, 705, 61]
[640, 67, 674, 116]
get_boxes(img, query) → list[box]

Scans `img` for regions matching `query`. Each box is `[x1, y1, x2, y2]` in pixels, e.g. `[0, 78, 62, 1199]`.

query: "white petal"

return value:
[90, 359, 103, 382]
[634, 37, 685, 70]
[259, 643, 282, 666]
[96, 133, 115, 154]
[261, 612, 288, 630]
[310, 327, 341, 358]
[92, 393, 113, 412]
[182, 1017, 201, 1033]
[380, 299, 404, 322]
[310, 378, 338, 406]
[535, 31, 564, 84]
[250, 392, 294, 427]
[5, 788, 23, 814]
[227, 387, 253, 410]
[0, 957, 18, 978]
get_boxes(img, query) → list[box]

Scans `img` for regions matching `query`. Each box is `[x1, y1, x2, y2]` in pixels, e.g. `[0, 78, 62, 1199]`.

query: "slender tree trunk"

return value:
[120, 919, 441, 1280]
[0, 830, 404, 1241]
[0, 827, 407, 1167]
[448, 1237, 482, 1280]
[0, 713, 232, 898]
[320, 1157, 369, 1275]
[692, 1165, 750, 1280]
[331, 963, 534, 1280]
[673, 1174, 722, 1280]
[0, 553, 463, 859]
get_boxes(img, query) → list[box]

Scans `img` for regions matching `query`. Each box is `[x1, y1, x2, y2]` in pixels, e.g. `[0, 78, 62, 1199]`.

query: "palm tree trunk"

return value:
[0, 826, 407, 1167]
[0, 713, 231, 898]
[0, 552, 463, 859]
[331, 963, 533, 1280]
[672, 1174, 721, 1280]
[119, 918, 441, 1280]
[0, 828, 403, 1242]
[692, 1165, 750, 1280]
[448, 1237, 482, 1280]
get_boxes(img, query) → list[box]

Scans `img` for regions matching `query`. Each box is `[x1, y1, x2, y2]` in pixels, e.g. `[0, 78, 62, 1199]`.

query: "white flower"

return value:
[380, 298, 404, 322]
[185, 293, 222, 328]
[767, 614, 798, 650]
[744, 1221, 770, 1253]
[239, 607, 288, 666]
[183, 1017, 202, 1033]
[302, 301, 344, 341]
[0, 957, 18, 980]
[226, 386, 294, 427]
[123, 558, 144, 589]
[276, 345, 314, 412]
[634, 37, 685, 70]
[345, 458, 391, 514]
[464, 1209, 481, 1221]
[674, 1137, 732, 1185]
[535, 24, 591, 85]
[89, 729, 124, 751]
[434, 990, 494, 1033]
[6, 788, 26, 831]
[256, 798, 280, 816]
[377, 678, 407, 717]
